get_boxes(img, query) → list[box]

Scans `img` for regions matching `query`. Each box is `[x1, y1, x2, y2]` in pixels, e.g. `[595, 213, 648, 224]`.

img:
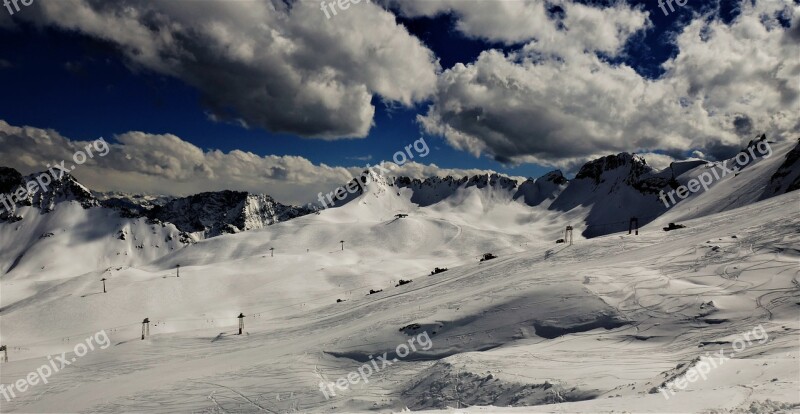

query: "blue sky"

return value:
[0, 0, 796, 203]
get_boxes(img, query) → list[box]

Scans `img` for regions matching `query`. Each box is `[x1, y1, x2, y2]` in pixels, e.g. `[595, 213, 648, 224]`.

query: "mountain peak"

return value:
[537, 170, 568, 185]
[1, 167, 99, 216]
[574, 153, 650, 185]
[514, 170, 568, 207]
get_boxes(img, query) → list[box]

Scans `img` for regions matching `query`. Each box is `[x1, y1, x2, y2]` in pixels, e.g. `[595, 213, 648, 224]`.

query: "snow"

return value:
[0, 144, 798, 413]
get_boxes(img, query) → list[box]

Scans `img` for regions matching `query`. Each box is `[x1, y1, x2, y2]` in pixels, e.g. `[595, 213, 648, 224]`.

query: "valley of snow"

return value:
[0, 141, 798, 413]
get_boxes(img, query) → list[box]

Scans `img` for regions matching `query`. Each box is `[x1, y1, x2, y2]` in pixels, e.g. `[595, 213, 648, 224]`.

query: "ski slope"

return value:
[1, 180, 798, 412]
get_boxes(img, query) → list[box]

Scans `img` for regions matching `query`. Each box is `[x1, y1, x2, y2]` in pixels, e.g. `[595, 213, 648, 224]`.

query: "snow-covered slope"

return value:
[656, 139, 799, 225]
[0, 185, 797, 413]
[326, 138, 799, 240]
[0, 170, 186, 281]
[0, 139, 798, 413]
[2, 139, 798, 283]
[763, 139, 800, 198]
[0, 168, 320, 283]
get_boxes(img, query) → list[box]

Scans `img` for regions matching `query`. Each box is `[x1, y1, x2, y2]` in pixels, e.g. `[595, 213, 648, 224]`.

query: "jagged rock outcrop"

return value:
[0, 168, 99, 216]
[97, 192, 174, 217]
[148, 191, 315, 238]
[330, 171, 526, 208]
[399, 173, 519, 206]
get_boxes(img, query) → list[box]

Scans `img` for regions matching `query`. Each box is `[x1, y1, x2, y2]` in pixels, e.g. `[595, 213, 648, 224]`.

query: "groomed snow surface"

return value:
[1, 168, 799, 412]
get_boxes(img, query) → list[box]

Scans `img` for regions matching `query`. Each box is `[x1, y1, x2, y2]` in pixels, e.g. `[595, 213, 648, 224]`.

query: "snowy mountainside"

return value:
[0, 168, 316, 281]
[548, 152, 675, 237]
[655, 139, 800, 225]
[1, 137, 798, 286]
[764, 139, 800, 197]
[0, 205, 185, 282]
[0, 168, 187, 280]
[513, 170, 569, 207]
[0, 185, 797, 413]
[329, 136, 799, 239]
[0, 139, 798, 412]
[333, 171, 562, 211]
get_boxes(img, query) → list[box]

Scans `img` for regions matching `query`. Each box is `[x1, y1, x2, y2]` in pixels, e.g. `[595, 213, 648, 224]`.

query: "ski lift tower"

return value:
[142, 318, 150, 340]
[238, 313, 245, 335]
[629, 217, 639, 235]
[564, 226, 574, 246]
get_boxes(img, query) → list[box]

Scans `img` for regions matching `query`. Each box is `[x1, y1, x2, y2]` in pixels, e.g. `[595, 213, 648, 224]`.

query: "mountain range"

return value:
[1, 137, 798, 280]
[2, 137, 798, 242]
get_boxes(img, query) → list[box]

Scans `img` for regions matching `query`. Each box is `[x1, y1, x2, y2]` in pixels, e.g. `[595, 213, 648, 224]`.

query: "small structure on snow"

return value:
[629, 217, 639, 235]
[141, 318, 150, 340]
[238, 313, 245, 335]
[663, 223, 686, 232]
[564, 226, 574, 245]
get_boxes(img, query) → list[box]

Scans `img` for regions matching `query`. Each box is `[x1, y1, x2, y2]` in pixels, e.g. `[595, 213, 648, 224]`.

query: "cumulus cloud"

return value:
[16, 0, 439, 139]
[385, 0, 648, 55]
[0, 120, 504, 205]
[412, 0, 799, 167]
[5, 0, 795, 172]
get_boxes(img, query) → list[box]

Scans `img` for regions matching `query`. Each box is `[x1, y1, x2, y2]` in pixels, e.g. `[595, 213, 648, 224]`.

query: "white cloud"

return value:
[412, 0, 799, 166]
[20, 0, 439, 139]
[6, 0, 796, 172]
[385, 0, 648, 55]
